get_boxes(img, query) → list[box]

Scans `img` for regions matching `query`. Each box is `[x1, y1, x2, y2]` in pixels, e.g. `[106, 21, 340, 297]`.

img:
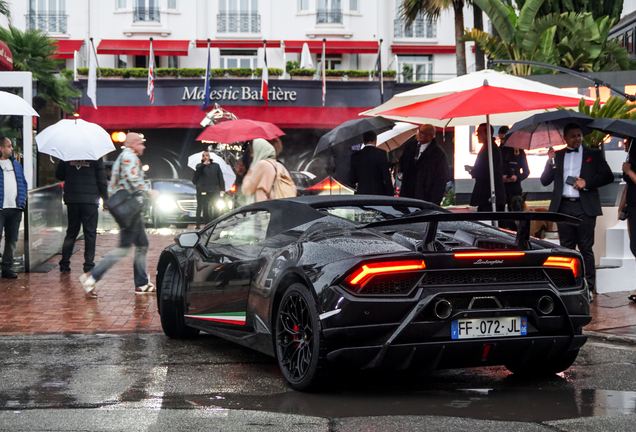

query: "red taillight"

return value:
[543, 256, 580, 278]
[230, 184, 236, 193]
[454, 252, 526, 258]
[306, 178, 343, 191]
[345, 260, 426, 287]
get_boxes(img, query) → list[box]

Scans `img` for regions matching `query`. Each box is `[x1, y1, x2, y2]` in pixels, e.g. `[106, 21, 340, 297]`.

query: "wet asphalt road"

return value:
[0, 333, 635, 431]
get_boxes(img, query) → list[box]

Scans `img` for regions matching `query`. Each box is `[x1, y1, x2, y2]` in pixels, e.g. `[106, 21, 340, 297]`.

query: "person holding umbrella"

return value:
[0, 134, 27, 279]
[499, 125, 530, 212]
[56, 158, 108, 274]
[470, 123, 506, 212]
[540, 123, 613, 300]
[192, 151, 225, 229]
[618, 139, 636, 303]
[350, 131, 393, 196]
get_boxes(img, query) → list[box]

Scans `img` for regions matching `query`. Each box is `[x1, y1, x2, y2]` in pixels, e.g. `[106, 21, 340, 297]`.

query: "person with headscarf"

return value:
[242, 138, 293, 203]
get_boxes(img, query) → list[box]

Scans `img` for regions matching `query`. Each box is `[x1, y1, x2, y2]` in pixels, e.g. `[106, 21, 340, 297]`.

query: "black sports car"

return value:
[156, 195, 590, 390]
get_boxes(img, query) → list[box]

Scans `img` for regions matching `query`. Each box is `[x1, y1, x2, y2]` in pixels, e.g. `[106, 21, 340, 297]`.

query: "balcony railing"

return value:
[394, 18, 436, 38]
[217, 13, 261, 33]
[26, 13, 67, 33]
[316, 9, 342, 24]
[134, 6, 160, 22]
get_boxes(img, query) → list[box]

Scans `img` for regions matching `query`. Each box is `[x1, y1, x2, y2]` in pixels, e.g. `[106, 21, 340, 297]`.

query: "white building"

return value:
[4, 0, 480, 82]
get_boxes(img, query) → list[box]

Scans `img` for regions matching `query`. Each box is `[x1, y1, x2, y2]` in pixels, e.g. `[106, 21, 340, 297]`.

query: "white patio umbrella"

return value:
[376, 122, 418, 151]
[0, 91, 39, 116]
[188, 151, 236, 191]
[35, 118, 115, 161]
[362, 70, 594, 213]
[300, 42, 314, 69]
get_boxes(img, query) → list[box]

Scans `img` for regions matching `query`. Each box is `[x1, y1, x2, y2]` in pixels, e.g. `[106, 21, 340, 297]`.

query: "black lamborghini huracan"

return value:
[156, 195, 591, 390]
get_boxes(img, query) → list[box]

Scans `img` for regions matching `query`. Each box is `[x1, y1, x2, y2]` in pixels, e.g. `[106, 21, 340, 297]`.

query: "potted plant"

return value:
[226, 68, 253, 79]
[343, 69, 369, 81]
[325, 69, 345, 81]
[156, 68, 178, 78]
[289, 68, 316, 80]
[177, 68, 206, 78]
[254, 68, 283, 79]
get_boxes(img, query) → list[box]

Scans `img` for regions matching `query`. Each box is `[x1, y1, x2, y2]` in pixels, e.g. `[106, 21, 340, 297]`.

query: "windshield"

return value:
[318, 205, 424, 224]
[153, 181, 196, 194]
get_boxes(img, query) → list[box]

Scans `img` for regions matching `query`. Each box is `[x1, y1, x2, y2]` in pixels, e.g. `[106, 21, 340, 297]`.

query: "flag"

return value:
[87, 38, 97, 109]
[321, 38, 326, 107]
[147, 38, 155, 104]
[262, 40, 269, 107]
[201, 39, 211, 110]
[376, 39, 384, 103]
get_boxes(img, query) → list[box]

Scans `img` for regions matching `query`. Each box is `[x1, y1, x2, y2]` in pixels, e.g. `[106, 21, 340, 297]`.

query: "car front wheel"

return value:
[275, 283, 325, 391]
[160, 262, 199, 339]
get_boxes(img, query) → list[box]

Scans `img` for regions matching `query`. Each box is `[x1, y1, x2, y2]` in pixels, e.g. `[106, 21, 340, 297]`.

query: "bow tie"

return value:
[565, 147, 579, 153]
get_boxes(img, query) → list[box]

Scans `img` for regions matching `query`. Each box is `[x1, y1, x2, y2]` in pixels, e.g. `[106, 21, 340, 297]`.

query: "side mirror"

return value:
[175, 232, 199, 248]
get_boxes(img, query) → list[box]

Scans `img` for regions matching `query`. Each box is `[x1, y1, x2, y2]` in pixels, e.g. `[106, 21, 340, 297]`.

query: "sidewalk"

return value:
[1, 229, 635, 342]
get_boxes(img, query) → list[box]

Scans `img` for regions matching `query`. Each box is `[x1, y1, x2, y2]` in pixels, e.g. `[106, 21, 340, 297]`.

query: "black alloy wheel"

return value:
[275, 283, 324, 390]
[159, 262, 199, 339]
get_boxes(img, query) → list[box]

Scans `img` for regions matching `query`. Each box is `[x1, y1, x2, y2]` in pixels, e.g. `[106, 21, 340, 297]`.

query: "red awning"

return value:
[284, 41, 379, 54]
[97, 40, 190, 56]
[51, 40, 84, 59]
[0, 40, 12, 71]
[195, 40, 281, 49]
[76, 105, 371, 129]
[391, 45, 456, 54]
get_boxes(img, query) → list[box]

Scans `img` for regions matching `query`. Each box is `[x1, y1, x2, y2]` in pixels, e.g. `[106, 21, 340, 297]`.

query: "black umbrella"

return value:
[314, 117, 395, 156]
[587, 118, 636, 139]
[504, 111, 594, 150]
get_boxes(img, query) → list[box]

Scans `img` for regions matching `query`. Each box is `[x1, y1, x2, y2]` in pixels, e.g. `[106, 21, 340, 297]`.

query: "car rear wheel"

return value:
[505, 348, 580, 376]
[275, 283, 325, 391]
[160, 262, 199, 339]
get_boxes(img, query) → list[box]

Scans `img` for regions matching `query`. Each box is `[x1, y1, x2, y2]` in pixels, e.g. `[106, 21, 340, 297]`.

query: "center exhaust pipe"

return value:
[434, 299, 452, 320]
[537, 295, 555, 315]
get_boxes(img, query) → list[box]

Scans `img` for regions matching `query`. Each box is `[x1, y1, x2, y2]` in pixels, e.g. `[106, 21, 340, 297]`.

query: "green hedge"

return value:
[343, 69, 369, 77]
[289, 68, 316, 76]
[60, 69, 74, 80]
[325, 69, 346, 76]
[225, 67, 253, 77]
[156, 67, 178, 77]
[383, 70, 397, 77]
[177, 68, 206, 77]
[253, 68, 284, 77]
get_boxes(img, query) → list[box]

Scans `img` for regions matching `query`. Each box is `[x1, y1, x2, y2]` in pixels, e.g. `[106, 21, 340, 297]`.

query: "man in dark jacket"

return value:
[350, 131, 393, 196]
[0, 134, 28, 279]
[399, 124, 448, 205]
[56, 159, 108, 274]
[499, 125, 530, 211]
[192, 151, 225, 228]
[470, 123, 506, 211]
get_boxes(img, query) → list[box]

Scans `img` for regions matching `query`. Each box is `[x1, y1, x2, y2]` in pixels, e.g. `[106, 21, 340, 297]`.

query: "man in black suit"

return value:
[470, 123, 506, 211]
[350, 131, 393, 196]
[398, 124, 448, 205]
[540, 123, 614, 298]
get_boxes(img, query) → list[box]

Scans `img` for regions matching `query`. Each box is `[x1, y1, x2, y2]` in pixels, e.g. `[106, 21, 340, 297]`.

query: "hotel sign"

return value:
[182, 85, 298, 102]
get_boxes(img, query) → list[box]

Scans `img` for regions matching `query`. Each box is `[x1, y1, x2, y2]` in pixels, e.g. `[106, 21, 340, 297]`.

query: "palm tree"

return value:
[0, 0, 10, 20]
[400, 0, 469, 76]
[0, 25, 80, 113]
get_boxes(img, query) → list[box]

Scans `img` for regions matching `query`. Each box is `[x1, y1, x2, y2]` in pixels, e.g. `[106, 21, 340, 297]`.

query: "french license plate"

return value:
[451, 317, 527, 340]
[188, 211, 196, 217]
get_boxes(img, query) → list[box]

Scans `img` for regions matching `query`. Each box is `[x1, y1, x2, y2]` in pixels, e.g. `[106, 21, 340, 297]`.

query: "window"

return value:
[317, 0, 342, 24]
[220, 49, 258, 69]
[134, 0, 159, 22]
[218, 0, 260, 33]
[299, 0, 309, 11]
[116, 55, 128, 68]
[27, 0, 67, 33]
[134, 54, 157, 67]
[627, 30, 634, 54]
[318, 54, 342, 70]
[117, 0, 127, 9]
[398, 55, 433, 82]
[349, 0, 357, 11]
[167, 0, 177, 9]
[394, 5, 435, 38]
[167, 55, 179, 68]
[207, 211, 271, 247]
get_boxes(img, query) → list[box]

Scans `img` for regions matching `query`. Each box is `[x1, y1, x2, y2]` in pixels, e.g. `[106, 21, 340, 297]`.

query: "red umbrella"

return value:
[197, 119, 285, 143]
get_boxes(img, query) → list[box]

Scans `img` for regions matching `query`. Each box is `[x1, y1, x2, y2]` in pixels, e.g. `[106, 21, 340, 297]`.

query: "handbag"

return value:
[105, 189, 143, 229]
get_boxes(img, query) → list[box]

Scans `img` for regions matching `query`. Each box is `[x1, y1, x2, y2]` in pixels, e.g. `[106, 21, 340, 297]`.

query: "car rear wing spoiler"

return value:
[360, 211, 581, 250]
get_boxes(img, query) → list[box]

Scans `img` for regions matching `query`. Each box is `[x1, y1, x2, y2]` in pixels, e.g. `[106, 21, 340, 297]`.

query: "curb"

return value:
[584, 330, 636, 345]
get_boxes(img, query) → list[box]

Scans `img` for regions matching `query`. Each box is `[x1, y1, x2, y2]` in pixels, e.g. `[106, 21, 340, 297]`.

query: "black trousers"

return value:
[196, 191, 219, 227]
[556, 200, 597, 292]
[625, 206, 636, 258]
[60, 203, 98, 273]
[0, 208, 22, 273]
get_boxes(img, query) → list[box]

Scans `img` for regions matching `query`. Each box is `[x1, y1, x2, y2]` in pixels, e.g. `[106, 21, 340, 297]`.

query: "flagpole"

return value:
[148, 37, 155, 104]
[321, 38, 326, 107]
[89, 38, 101, 78]
[262, 39, 268, 107]
[378, 39, 384, 103]
[202, 38, 211, 110]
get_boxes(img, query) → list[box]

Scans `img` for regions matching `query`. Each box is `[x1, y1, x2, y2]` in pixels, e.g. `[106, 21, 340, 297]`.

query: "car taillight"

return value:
[543, 256, 580, 278]
[343, 259, 426, 295]
[306, 178, 343, 191]
[230, 184, 236, 193]
[454, 252, 526, 258]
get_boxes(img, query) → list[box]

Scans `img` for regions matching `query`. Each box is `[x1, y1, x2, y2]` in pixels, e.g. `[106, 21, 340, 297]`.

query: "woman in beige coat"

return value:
[242, 138, 292, 203]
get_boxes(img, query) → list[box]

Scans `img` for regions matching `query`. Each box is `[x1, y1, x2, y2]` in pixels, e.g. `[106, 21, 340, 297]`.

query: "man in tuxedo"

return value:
[398, 124, 448, 205]
[540, 123, 613, 298]
[350, 131, 393, 196]
[470, 123, 506, 211]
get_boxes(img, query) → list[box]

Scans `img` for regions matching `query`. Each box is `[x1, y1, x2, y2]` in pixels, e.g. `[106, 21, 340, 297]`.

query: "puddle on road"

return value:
[161, 388, 636, 422]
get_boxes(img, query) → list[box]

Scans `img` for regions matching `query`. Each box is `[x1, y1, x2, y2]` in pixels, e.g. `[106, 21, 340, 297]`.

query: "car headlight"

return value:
[156, 195, 178, 212]
[216, 199, 226, 210]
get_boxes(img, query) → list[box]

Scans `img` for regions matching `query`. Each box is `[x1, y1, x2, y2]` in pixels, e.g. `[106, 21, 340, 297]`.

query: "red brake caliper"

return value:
[293, 324, 299, 346]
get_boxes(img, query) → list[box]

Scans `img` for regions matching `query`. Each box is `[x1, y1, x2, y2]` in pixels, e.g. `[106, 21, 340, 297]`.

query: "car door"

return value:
[185, 210, 270, 330]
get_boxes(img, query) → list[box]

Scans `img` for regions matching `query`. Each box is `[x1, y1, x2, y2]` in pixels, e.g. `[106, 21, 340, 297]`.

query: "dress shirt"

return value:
[563, 146, 582, 198]
[417, 141, 431, 159]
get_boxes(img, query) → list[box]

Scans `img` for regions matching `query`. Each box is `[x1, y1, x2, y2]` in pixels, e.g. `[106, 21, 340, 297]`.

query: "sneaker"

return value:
[135, 282, 156, 294]
[80, 273, 97, 298]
